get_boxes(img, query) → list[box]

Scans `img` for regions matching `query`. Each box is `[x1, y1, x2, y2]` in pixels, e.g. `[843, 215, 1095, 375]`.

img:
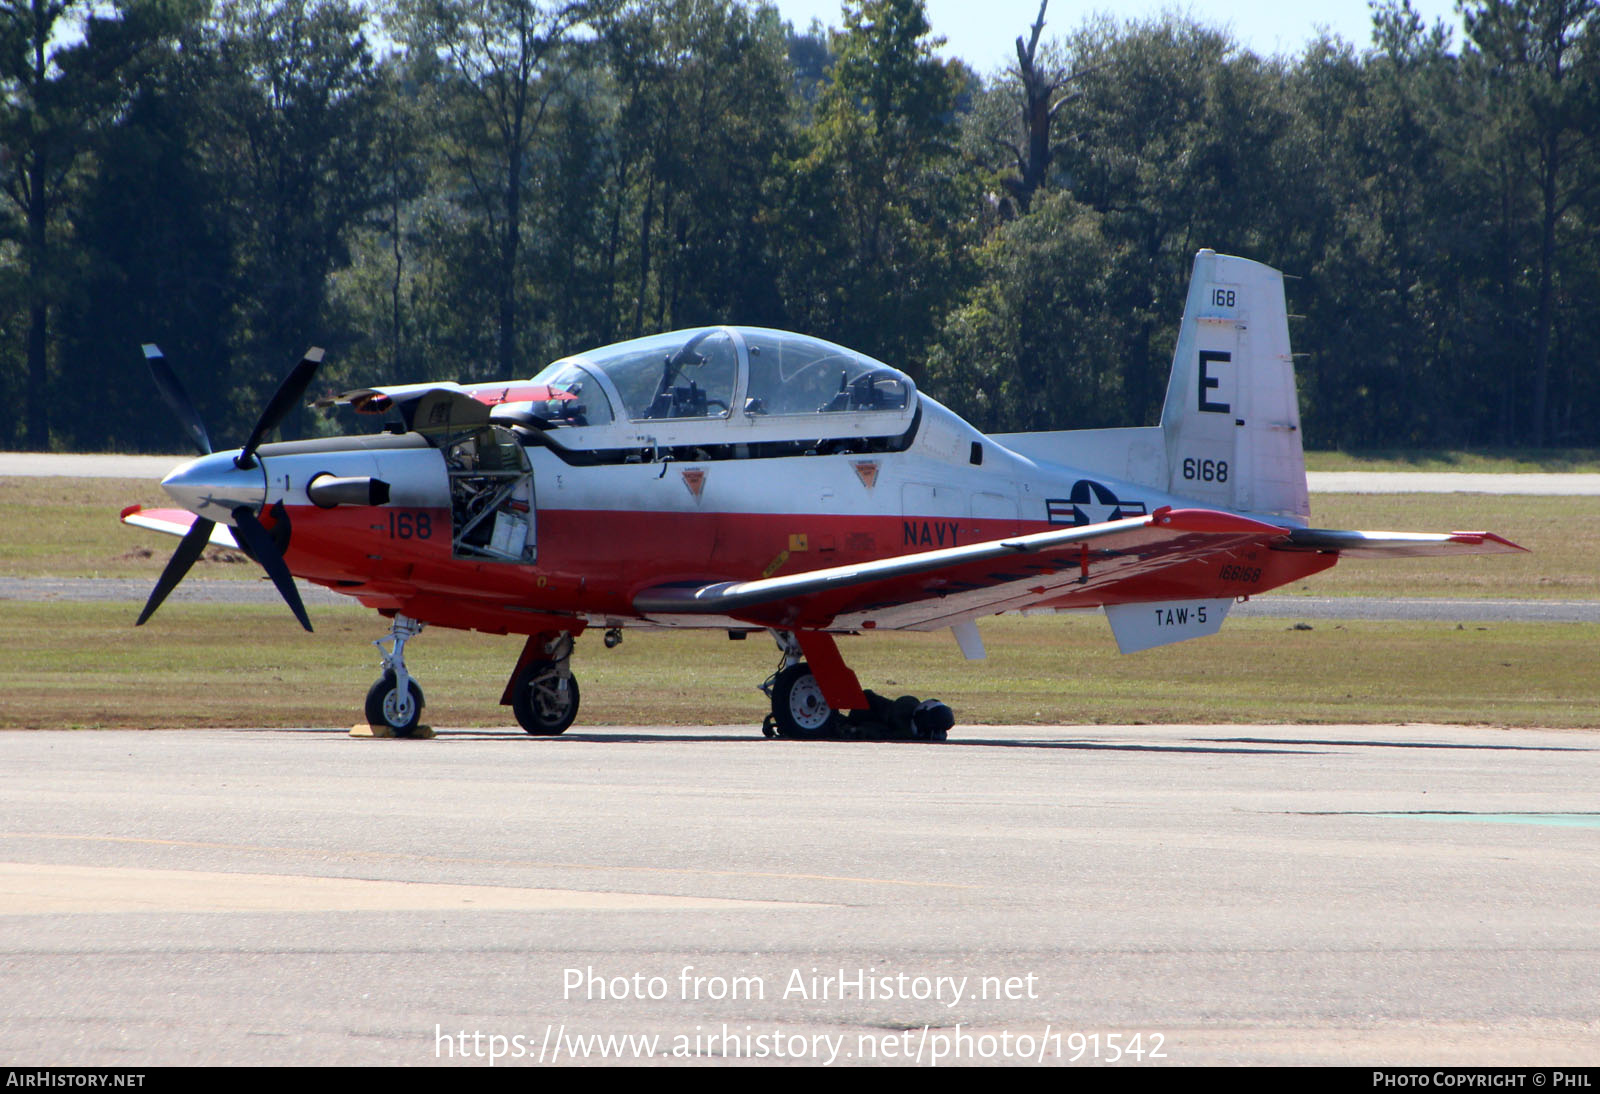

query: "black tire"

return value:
[912, 699, 954, 741]
[511, 660, 580, 736]
[770, 663, 838, 739]
[365, 671, 425, 737]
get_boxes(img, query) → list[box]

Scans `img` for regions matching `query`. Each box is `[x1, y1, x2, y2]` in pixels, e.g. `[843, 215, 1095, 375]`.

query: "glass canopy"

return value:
[529, 327, 913, 428]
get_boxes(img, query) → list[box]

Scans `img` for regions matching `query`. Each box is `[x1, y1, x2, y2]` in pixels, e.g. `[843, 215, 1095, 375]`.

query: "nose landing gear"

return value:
[366, 614, 427, 736]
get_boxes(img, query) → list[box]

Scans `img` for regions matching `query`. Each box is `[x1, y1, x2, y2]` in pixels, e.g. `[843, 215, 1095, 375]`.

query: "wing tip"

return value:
[1449, 531, 1528, 553]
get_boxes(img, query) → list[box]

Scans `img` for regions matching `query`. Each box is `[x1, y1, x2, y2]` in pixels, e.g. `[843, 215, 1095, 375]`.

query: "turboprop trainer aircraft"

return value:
[123, 250, 1521, 739]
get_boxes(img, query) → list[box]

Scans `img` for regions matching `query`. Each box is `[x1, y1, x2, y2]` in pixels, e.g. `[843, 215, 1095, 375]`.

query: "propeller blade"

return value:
[231, 505, 313, 632]
[135, 516, 217, 626]
[236, 348, 324, 469]
[142, 344, 213, 456]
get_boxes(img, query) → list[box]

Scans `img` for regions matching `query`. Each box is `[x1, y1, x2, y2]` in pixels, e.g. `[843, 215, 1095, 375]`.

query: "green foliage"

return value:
[1460, 0, 1600, 446]
[778, 0, 982, 376]
[924, 190, 1123, 430]
[389, 0, 599, 378]
[1049, 17, 1295, 423]
[2, 0, 1600, 451]
[0, 0, 190, 448]
[55, 11, 238, 449]
[598, 0, 796, 339]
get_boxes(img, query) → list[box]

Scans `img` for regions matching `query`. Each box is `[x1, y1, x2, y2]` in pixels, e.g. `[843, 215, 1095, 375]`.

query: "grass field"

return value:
[2, 602, 1595, 730]
[0, 476, 256, 581]
[4, 477, 1597, 732]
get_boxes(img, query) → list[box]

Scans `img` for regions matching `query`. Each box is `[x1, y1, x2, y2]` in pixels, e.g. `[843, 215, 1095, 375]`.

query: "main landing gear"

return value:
[759, 630, 955, 742]
[506, 631, 580, 736]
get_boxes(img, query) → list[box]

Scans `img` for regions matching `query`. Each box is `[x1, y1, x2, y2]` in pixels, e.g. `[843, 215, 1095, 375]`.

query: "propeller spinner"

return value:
[136, 345, 323, 631]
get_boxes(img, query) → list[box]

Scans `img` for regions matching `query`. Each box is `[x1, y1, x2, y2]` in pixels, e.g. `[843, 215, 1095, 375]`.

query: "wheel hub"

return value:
[530, 675, 572, 723]
[787, 674, 832, 731]
[383, 688, 415, 726]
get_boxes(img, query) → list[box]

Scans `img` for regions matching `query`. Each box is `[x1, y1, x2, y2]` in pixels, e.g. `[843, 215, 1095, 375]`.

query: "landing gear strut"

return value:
[366, 614, 426, 735]
[508, 631, 580, 736]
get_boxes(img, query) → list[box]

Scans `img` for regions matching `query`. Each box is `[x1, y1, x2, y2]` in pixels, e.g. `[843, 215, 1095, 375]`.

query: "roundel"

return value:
[1068, 479, 1145, 525]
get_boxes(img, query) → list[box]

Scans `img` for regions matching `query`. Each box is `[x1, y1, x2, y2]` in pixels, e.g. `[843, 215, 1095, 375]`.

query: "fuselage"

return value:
[162, 392, 1334, 638]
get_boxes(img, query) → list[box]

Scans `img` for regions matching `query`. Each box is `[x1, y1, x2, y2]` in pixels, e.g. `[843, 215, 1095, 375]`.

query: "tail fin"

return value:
[1159, 250, 1309, 524]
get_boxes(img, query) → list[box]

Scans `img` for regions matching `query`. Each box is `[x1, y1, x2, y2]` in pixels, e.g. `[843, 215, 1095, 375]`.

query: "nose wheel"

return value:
[365, 671, 425, 736]
[367, 614, 426, 736]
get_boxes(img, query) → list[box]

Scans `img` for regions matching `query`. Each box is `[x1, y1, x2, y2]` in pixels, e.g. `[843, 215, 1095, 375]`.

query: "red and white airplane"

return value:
[123, 250, 1521, 739]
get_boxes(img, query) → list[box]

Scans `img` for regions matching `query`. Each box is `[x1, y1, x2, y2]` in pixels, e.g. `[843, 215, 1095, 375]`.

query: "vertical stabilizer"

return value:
[1159, 250, 1309, 523]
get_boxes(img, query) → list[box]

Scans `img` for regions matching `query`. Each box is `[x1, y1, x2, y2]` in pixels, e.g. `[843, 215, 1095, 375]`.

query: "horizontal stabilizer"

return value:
[120, 505, 240, 549]
[1284, 528, 1525, 558]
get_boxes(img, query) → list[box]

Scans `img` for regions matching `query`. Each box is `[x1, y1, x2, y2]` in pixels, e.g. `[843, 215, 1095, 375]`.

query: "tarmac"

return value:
[3, 723, 1597, 1066]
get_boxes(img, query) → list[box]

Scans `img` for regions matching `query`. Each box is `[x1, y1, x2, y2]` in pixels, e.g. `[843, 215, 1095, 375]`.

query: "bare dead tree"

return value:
[996, 0, 1097, 215]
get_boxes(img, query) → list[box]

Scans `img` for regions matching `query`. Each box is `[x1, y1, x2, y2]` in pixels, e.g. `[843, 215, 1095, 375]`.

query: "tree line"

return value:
[1, 0, 1596, 452]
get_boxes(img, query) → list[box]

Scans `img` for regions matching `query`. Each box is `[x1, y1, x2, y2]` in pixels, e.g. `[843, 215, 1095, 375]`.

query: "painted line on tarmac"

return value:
[0, 832, 977, 890]
[0, 861, 827, 914]
[1370, 812, 1600, 829]
[1294, 812, 1600, 829]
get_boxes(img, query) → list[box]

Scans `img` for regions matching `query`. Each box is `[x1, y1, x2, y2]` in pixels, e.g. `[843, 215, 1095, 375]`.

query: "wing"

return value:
[634, 510, 1527, 633]
[120, 505, 240, 549]
[634, 507, 1291, 631]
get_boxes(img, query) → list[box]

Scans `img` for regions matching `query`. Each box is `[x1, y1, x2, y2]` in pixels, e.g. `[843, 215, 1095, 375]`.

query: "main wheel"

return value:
[770, 663, 838, 739]
[511, 660, 580, 736]
[365, 671, 425, 737]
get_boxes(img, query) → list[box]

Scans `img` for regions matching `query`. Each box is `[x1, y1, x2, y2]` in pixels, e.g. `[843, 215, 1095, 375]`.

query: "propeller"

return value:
[142, 344, 212, 456]
[231, 503, 313, 632]
[237, 348, 323, 469]
[134, 513, 216, 626]
[137, 345, 324, 631]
